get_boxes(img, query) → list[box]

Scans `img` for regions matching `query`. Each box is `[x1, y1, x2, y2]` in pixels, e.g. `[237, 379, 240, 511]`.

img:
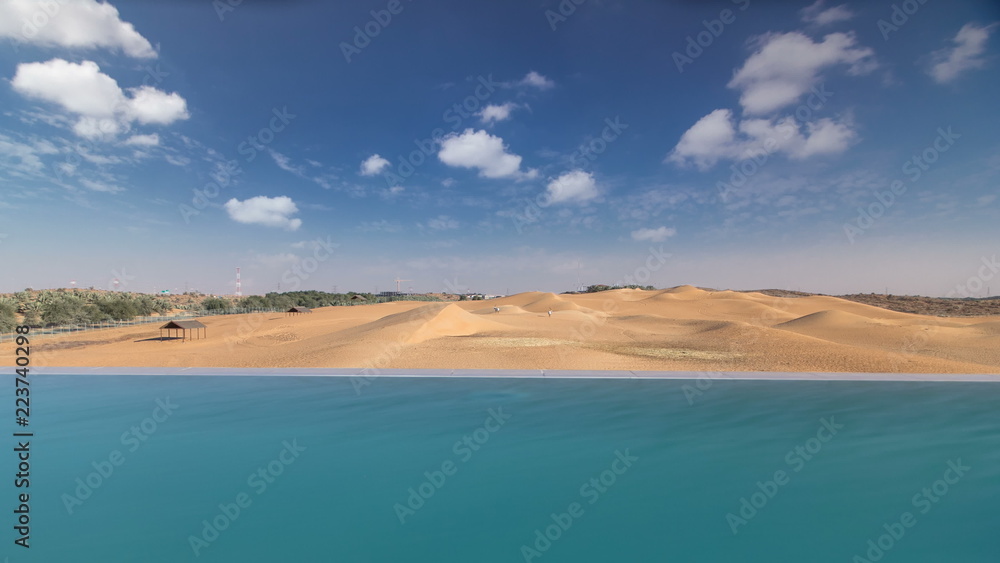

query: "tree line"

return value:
[0, 289, 442, 333]
[0, 290, 173, 331]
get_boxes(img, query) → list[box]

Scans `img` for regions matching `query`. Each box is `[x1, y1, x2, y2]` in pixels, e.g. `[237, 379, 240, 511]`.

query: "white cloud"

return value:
[11, 59, 188, 139]
[928, 23, 996, 83]
[80, 178, 125, 193]
[126, 86, 188, 124]
[13, 59, 121, 116]
[800, 1, 854, 26]
[426, 215, 460, 230]
[224, 196, 302, 230]
[478, 103, 518, 124]
[0, 135, 45, 174]
[631, 226, 676, 243]
[0, 0, 156, 58]
[360, 154, 390, 176]
[668, 109, 857, 168]
[269, 150, 305, 176]
[668, 109, 737, 170]
[519, 71, 555, 90]
[438, 129, 536, 179]
[729, 32, 875, 114]
[545, 170, 600, 204]
[125, 133, 159, 146]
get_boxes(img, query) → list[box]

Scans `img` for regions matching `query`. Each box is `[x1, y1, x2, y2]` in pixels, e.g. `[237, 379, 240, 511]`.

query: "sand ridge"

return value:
[13, 287, 1000, 373]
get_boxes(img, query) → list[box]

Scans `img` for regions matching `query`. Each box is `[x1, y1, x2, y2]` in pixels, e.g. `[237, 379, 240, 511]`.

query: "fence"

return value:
[0, 297, 445, 343]
[0, 307, 283, 343]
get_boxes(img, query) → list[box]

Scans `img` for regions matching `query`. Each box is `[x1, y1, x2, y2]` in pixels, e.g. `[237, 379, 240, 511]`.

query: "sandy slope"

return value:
[13, 287, 1000, 373]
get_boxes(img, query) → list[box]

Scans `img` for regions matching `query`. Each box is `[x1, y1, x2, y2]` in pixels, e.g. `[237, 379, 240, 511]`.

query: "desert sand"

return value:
[14, 287, 1000, 373]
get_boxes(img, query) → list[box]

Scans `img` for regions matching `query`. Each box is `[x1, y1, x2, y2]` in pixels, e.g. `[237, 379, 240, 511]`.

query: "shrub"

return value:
[201, 297, 231, 311]
[0, 300, 16, 333]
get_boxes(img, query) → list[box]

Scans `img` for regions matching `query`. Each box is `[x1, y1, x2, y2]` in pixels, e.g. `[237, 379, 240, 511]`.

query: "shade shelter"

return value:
[286, 306, 312, 316]
[159, 320, 207, 342]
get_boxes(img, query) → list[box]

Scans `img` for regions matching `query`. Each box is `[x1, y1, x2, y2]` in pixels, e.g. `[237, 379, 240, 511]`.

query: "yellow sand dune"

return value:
[12, 289, 1000, 374]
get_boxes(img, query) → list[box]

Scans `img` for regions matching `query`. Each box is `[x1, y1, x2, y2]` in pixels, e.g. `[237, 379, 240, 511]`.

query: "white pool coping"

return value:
[31, 367, 1000, 382]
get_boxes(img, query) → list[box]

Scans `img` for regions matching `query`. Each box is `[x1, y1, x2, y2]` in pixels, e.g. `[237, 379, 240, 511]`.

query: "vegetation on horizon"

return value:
[234, 290, 440, 310]
[580, 284, 657, 293]
[1, 290, 173, 329]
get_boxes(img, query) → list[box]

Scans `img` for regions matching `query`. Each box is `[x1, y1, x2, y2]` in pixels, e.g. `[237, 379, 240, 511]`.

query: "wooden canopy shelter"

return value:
[286, 306, 313, 316]
[159, 320, 206, 342]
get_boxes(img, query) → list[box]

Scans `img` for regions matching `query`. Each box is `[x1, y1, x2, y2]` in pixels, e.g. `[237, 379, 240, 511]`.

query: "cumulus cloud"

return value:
[668, 108, 856, 169]
[438, 129, 536, 179]
[11, 59, 189, 139]
[631, 226, 676, 243]
[545, 170, 600, 204]
[360, 154, 390, 176]
[729, 32, 875, 115]
[668, 30, 870, 169]
[668, 109, 737, 170]
[224, 196, 302, 230]
[478, 103, 518, 124]
[800, 1, 854, 26]
[519, 71, 555, 90]
[0, 0, 156, 58]
[928, 23, 996, 83]
[127, 86, 188, 124]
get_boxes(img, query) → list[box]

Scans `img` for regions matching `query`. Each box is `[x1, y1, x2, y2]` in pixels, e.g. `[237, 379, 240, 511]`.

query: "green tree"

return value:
[201, 297, 231, 311]
[41, 295, 86, 326]
[22, 303, 42, 328]
[97, 295, 138, 321]
[0, 299, 17, 333]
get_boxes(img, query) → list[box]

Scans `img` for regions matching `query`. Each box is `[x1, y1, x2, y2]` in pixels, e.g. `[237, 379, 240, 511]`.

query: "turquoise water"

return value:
[6, 374, 998, 562]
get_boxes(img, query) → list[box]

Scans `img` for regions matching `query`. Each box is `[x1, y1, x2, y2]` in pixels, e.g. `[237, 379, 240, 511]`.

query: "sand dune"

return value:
[12, 287, 1000, 374]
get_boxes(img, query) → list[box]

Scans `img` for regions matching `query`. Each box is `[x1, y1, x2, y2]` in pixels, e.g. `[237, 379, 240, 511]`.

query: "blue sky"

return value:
[0, 0, 998, 296]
